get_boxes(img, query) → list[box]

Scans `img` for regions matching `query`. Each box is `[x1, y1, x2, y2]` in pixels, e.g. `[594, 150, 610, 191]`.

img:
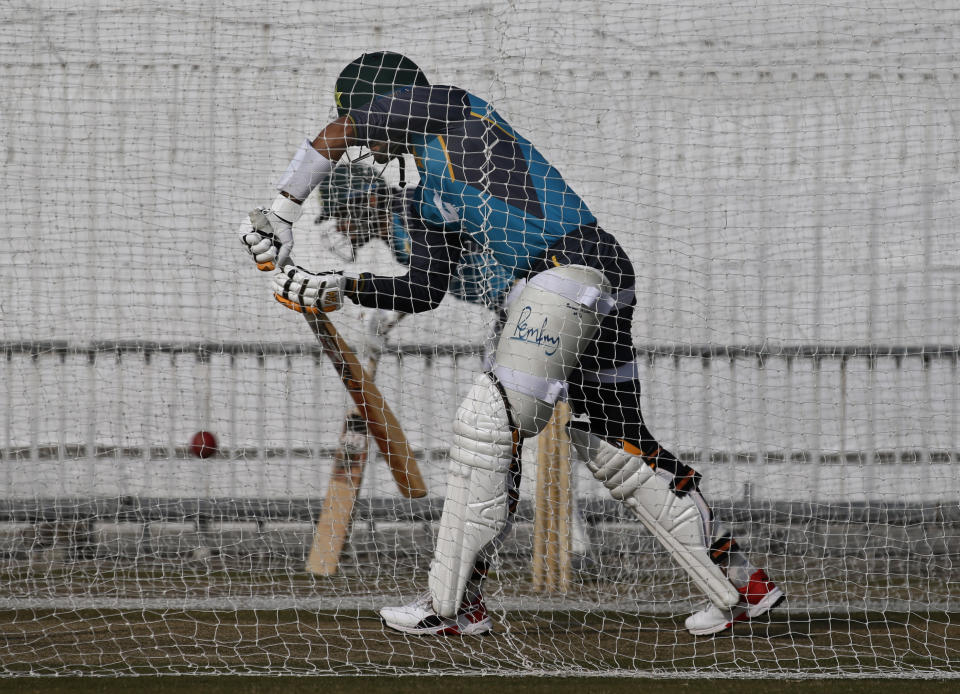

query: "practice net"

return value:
[1, 0, 959, 678]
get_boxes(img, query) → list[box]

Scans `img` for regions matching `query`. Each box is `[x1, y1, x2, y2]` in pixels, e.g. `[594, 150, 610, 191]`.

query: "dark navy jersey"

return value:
[348, 85, 596, 313]
[387, 195, 514, 310]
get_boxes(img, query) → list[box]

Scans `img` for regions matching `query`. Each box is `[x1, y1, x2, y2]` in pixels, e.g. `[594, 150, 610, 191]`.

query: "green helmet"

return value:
[335, 51, 429, 117]
[315, 163, 390, 254]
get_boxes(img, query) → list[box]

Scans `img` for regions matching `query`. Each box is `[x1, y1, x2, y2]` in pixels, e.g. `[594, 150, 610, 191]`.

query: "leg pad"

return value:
[570, 427, 740, 609]
[429, 373, 515, 617]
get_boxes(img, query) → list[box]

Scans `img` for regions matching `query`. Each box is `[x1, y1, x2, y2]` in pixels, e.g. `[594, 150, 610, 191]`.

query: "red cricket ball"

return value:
[190, 431, 218, 459]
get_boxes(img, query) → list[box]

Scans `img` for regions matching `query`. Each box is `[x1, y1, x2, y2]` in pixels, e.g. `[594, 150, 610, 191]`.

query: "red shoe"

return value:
[685, 569, 785, 636]
[741, 569, 783, 613]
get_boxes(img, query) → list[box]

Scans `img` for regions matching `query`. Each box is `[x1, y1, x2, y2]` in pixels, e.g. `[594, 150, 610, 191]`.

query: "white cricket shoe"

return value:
[379, 592, 493, 636]
[685, 569, 785, 636]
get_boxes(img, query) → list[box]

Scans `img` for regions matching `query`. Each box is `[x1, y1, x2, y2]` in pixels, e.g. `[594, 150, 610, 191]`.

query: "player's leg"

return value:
[628, 420, 784, 635]
[436, 264, 612, 603]
[378, 373, 518, 635]
[568, 373, 785, 634]
[379, 263, 615, 634]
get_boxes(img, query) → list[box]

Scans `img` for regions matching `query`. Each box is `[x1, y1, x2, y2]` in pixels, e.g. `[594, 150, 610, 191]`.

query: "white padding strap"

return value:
[494, 365, 567, 404]
[503, 277, 527, 307]
[276, 138, 334, 202]
[608, 286, 635, 312]
[509, 274, 634, 316]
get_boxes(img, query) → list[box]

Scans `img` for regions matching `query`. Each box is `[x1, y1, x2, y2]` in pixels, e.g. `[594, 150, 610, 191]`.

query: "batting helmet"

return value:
[315, 163, 390, 254]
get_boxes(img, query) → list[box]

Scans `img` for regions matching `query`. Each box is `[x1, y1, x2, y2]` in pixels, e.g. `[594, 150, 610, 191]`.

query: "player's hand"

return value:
[242, 207, 295, 271]
[273, 265, 359, 314]
[240, 209, 281, 271]
[361, 308, 402, 360]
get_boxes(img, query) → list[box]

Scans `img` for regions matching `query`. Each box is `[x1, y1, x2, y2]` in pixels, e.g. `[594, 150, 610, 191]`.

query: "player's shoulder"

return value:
[458, 93, 519, 139]
[363, 84, 472, 130]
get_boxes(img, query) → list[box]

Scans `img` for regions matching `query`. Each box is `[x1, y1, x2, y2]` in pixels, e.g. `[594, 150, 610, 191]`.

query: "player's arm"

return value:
[241, 118, 356, 271]
[308, 117, 354, 166]
[272, 221, 461, 316]
[352, 217, 461, 313]
[243, 86, 464, 270]
[349, 85, 469, 147]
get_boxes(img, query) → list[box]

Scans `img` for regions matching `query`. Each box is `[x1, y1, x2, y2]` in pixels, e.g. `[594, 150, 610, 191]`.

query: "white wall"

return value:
[1, 1, 959, 498]
[2, 0, 958, 345]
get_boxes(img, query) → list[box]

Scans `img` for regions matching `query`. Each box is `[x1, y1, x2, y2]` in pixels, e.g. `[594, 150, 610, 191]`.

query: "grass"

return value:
[3, 676, 960, 694]
[0, 609, 957, 677]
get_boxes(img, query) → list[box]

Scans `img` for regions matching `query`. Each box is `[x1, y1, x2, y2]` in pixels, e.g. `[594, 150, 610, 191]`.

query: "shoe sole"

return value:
[747, 587, 785, 619]
[687, 589, 786, 637]
[453, 617, 493, 636]
[687, 609, 748, 636]
[382, 616, 493, 636]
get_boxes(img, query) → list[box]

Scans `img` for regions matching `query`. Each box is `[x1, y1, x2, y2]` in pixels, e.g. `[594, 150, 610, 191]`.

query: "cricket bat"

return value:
[303, 313, 427, 498]
[303, 311, 425, 575]
[303, 310, 427, 498]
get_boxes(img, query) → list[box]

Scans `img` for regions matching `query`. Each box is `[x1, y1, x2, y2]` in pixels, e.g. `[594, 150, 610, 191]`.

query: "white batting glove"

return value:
[273, 265, 361, 314]
[241, 195, 302, 271]
[242, 207, 294, 271]
[241, 210, 281, 271]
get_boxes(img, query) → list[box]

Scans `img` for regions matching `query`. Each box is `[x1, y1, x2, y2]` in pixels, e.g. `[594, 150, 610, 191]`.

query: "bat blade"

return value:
[303, 311, 428, 498]
[305, 413, 367, 575]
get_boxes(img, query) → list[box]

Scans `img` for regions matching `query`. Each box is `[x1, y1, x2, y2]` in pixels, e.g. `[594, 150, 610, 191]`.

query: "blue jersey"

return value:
[348, 85, 596, 313]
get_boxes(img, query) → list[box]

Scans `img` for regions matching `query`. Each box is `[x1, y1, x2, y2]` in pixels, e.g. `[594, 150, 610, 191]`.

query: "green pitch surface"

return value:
[0, 609, 958, 677]
[3, 677, 960, 694]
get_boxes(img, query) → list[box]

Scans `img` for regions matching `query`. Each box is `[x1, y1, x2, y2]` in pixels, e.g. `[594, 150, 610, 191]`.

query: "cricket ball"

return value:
[190, 431, 218, 459]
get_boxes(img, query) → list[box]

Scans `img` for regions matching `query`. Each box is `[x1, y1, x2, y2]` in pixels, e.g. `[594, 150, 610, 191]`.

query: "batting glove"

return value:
[273, 265, 364, 314]
[242, 198, 300, 271]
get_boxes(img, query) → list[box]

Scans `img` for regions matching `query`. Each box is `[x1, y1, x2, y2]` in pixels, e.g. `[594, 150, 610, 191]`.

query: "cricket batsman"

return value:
[313, 161, 596, 575]
[241, 52, 784, 636]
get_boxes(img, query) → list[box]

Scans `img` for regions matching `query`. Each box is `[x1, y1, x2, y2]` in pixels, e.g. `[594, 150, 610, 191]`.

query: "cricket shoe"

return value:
[684, 569, 785, 636]
[379, 592, 493, 635]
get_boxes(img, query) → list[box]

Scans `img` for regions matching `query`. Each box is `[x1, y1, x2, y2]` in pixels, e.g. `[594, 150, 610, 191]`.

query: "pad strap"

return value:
[269, 194, 303, 224]
[518, 273, 634, 315]
[493, 365, 567, 404]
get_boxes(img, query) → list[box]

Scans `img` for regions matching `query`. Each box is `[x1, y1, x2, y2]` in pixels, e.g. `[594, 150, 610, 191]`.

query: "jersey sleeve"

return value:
[347, 85, 470, 146]
[352, 212, 462, 313]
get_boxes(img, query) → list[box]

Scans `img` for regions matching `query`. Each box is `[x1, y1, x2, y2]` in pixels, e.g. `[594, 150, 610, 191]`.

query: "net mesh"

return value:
[1, 0, 959, 678]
